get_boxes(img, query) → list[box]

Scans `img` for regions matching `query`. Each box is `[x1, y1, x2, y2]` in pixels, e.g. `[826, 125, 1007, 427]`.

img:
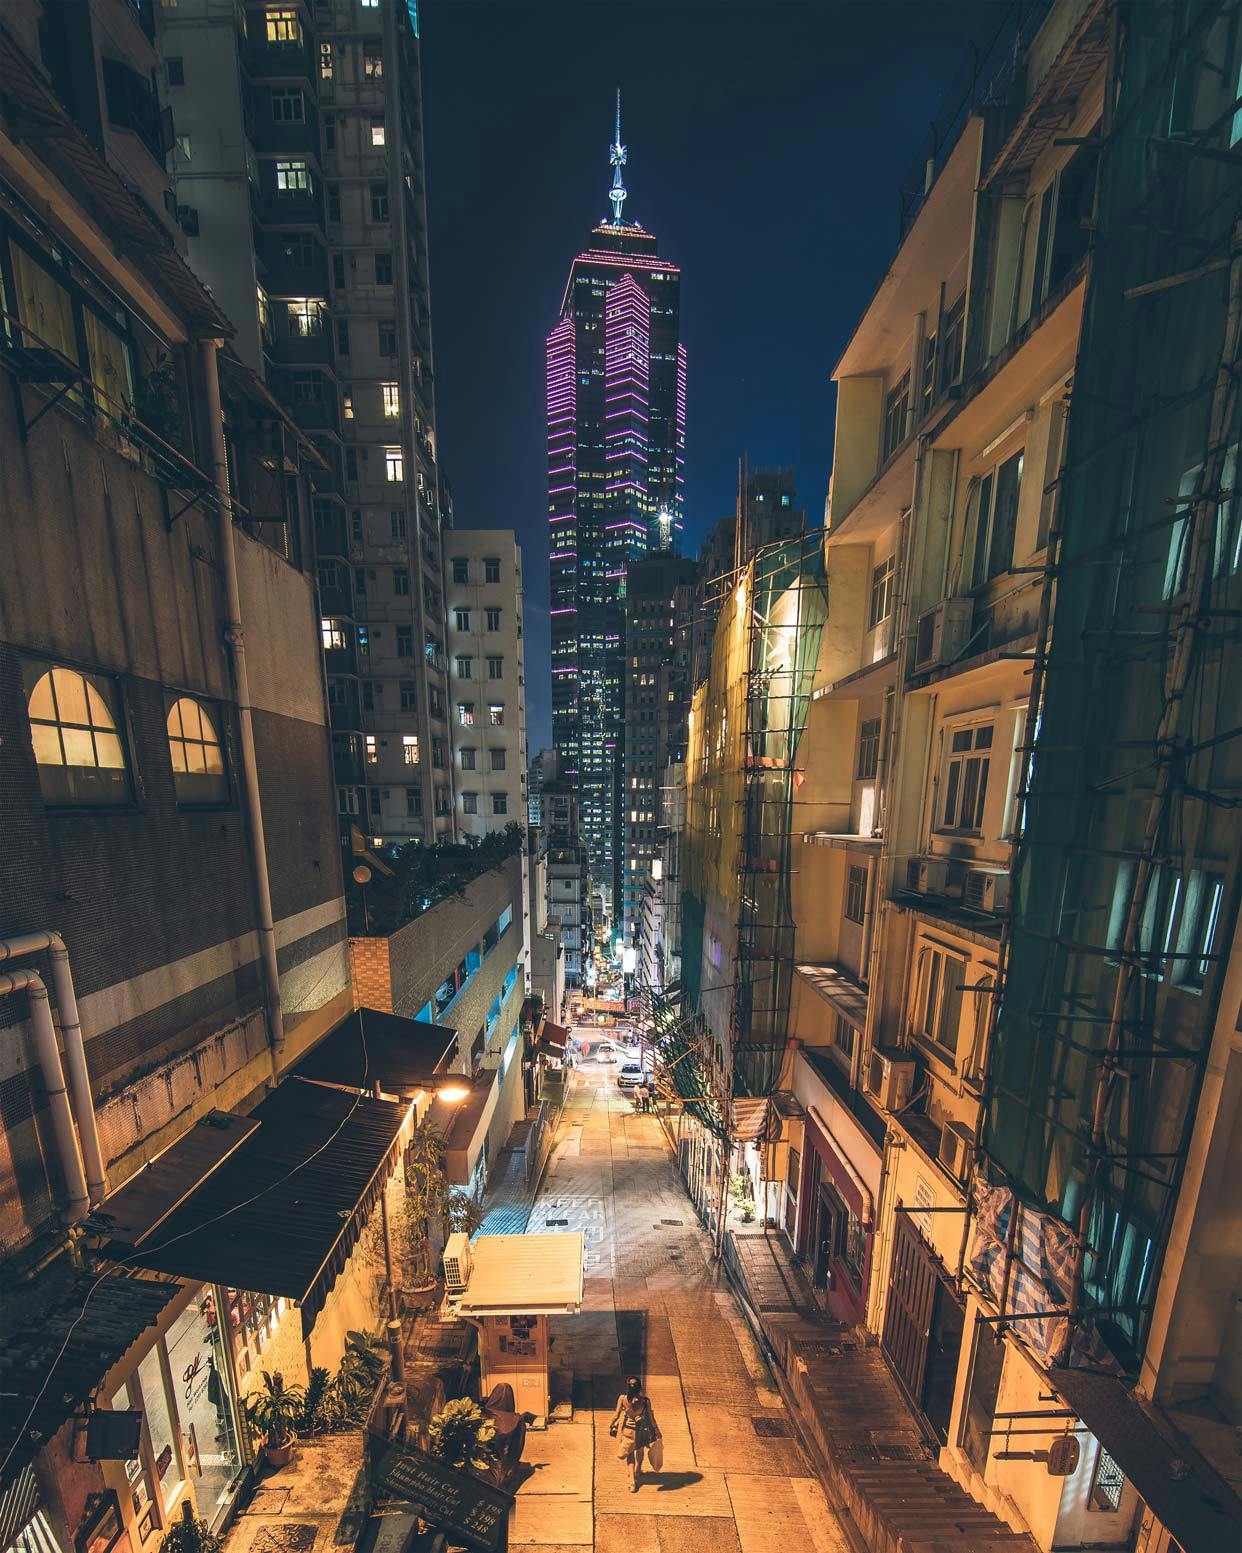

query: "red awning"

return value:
[805, 1110, 872, 1225]
[540, 1022, 569, 1053]
[733, 1098, 778, 1143]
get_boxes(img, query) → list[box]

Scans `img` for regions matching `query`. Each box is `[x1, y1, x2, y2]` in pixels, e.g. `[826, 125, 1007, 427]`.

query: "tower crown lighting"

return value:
[608, 88, 628, 226]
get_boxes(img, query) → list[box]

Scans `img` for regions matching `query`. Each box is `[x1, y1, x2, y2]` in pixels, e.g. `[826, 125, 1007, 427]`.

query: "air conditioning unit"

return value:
[914, 598, 974, 672]
[905, 856, 962, 898]
[963, 867, 1010, 914]
[938, 1120, 974, 1182]
[442, 1231, 472, 1295]
[868, 1047, 917, 1111]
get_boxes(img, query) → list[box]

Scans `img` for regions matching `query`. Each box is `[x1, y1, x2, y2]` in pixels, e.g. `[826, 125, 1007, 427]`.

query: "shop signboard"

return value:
[370, 1442, 512, 1552]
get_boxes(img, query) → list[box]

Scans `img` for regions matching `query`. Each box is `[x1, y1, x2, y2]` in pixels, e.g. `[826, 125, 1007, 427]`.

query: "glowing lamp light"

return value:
[437, 1085, 470, 1103]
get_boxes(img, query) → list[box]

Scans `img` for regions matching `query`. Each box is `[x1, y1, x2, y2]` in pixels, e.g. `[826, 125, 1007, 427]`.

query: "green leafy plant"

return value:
[427, 1398, 496, 1474]
[730, 1173, 756, 1223]
[449, 1189, 485, 1238]
[335, 1330, 387, 1407]
[244, 1370, 305, 1451]
[350, 824, 525, 935]
[158, 1504, 222, 1553]
[299, 1367, 331, 1433]
[133, 353, 183, 445]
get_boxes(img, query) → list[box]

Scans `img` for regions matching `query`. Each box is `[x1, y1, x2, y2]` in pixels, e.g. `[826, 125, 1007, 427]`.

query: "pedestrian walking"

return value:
[609, 1375, 661, 1491]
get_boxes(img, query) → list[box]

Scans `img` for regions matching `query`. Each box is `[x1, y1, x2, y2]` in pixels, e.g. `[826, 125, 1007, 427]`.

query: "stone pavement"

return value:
[507, 1062, 852, 1553]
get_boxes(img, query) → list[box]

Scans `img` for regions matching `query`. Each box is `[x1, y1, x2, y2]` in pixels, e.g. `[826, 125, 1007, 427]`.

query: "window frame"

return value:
[911, 941, 967, 1062]
[883, 370, 911, 460]
[24, 659, 134, 809]
[869, 554, 895, 629]
[857, 717, 881, 781]
[843, 864, 868, 925]
[936, 721, 994, 836]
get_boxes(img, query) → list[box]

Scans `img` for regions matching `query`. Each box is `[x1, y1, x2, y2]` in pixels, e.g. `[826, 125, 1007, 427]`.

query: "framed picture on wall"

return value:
[76, 1492, 124, 1553]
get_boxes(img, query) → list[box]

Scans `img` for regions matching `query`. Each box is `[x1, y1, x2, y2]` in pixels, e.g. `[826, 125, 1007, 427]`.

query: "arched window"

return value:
[166, 697, 227, 803]
[26, 665, 129, 804]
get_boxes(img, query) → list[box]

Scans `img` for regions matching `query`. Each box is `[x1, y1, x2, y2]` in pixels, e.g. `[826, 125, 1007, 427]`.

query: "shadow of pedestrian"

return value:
[615, 1309, 647, 1377]
[648, 1471, 703, 1492]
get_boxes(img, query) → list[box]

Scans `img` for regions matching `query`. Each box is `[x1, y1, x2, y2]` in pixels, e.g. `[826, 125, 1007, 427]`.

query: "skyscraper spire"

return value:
[608, 88, 628, 226]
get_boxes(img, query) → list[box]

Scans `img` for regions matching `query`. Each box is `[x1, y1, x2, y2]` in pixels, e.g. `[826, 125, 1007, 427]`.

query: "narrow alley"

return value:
[505, 1061, 850, 1553]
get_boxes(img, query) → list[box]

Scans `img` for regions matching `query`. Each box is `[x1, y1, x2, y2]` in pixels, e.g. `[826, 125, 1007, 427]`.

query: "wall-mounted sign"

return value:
[371, 1443, 511, 1552]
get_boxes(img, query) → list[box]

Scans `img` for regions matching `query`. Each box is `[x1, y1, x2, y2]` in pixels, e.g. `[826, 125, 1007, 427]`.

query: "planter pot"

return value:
[263, 1441, 294, 1468]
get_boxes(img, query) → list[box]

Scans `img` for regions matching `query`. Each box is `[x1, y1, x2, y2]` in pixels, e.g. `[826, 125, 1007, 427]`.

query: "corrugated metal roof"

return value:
[292, 1007, 458, 1096]
[455, 1233, 584, 1316]
[0, 1272, 181, 1492]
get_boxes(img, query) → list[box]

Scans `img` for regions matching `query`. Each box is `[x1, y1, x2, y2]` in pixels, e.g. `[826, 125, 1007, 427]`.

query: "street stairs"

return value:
[727, 1230, 1040, 1553]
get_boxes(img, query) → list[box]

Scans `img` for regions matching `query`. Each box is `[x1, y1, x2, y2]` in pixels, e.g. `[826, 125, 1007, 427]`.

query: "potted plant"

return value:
[244, 1370, 305, 1467]
[159, 1503, 222, 1553]
[426, 1398, 496, 1476]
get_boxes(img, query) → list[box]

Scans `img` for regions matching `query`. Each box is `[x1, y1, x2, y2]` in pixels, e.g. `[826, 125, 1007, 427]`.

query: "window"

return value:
[402, 735, 419, 766]
[283, 233, 313, 269]
[942, 293, 965, 385]
[452, 558, 469, 583]
[320, 41, 333, 78]
[335, 316, 349, 352]
[321, 617, 346, 650]
[458, 701, 475, 725]
[869, 554, 895, 627]
[165, 696, 229, 803]
[380, 381, 400, 418]
[345, 448, 358, 482]
[1088, 1445, 1125, 1513]
[1037, 401, 1067, 552]
[275, 160, 309, 194]
[832, 1013, 858, 1066]
[920, 331, 938, 415]
[490, 748, 506, 771]
[488, 704, 504, 726]
[454, 609, 471, 631]
[370, 118, 385, 147]
[271, 89, 304, 122]
[484, 557, 501, 583]
[391, 510, 407, 540]
[913, 944, 966, 1057]
[364, 48, 383, 79]
[324, 115, 336, 151]
[375, 252, 393, 285]
[487, 655, 504, 680]
[361, 679, 375, 710]
[462, 792, 478, 814]
[844, 864, 868, 925]
[485, 608, 501, 632]
[396, 627, 413, 657]
[378, 319, 397, 355]
[25, 664, 129, 804]
[364, 735, 378, 767]
[493, 793, 508, 815]
[327, 680, 349, 708]
[883, 370, 910, 459]
[460, 747, 476, 770]
[328, 186, 342, 224]
[370, 183, 389, 222]
[967, 449, 1023, 585]
[393, 568, 409, 596]
[385, 447, 404, 482]
[455, 655, 474, 679]
[341, 388, 353, 418]
[266, 9, 300, 43]
[339, 786, 360, 816]
[399, 680, 417, 711]
[857, 717, 881, 781]
[287, 298, 325, 336]
[406, 786, 421, 816]
[361, 0, 380, 7]
[938, 723, 993, 833]
[167, 57, 185, 86]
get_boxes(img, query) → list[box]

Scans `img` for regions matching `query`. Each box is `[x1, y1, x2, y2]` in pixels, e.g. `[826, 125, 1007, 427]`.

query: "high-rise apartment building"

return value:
[622, 551, 697, 937]
[547, 98, 686, 924]
[161, 0, 450, 847]
[445, 532, 528, 837]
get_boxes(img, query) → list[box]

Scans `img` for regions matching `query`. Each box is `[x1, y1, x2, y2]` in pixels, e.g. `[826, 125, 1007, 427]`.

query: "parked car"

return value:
[617, 1062, 650, 1091]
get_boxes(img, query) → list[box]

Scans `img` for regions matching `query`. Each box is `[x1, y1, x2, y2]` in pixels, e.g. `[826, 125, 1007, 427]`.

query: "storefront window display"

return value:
[111, 1288, 244, 1539]
[223, 1289, 290, 1380]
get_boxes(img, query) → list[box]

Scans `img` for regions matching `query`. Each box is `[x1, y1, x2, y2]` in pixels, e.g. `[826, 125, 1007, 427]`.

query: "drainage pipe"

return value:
[198, 337, 285, 1079]
[0, 967, 89, 1220]
[0, 931, 105, 1204]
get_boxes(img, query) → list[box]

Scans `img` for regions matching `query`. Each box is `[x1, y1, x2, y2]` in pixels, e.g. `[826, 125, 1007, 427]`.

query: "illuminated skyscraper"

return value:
[547, 96, 686, 922]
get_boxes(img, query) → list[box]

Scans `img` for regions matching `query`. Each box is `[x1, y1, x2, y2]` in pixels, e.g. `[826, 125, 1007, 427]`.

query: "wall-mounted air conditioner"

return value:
[914, 598, 974, 672]
[867, 1046, 917, 1111]
[906, 856, 962, 898]
[938, 1120, 974, 1183]
[963, 867, 1010, 915]
[442, 1231, 472, 1295]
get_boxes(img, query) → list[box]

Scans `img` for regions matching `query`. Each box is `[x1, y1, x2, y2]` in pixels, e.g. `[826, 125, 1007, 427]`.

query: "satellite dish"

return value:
[352, 865, 372, 885]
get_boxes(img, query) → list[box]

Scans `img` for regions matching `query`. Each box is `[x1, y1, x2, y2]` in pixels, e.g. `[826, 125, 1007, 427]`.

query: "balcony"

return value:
[242, 33, 315, 86]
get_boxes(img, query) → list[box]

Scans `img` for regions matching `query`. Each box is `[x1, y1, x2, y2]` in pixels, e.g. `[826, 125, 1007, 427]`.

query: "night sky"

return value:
[421, 0, 1010, 748]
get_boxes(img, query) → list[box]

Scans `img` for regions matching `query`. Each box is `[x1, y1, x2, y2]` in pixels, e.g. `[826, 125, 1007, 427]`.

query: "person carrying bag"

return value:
[609, 1375, 662, 1490]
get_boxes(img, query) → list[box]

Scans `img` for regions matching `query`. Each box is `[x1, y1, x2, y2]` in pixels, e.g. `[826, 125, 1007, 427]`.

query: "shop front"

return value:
[796, 1106, 878, 1325]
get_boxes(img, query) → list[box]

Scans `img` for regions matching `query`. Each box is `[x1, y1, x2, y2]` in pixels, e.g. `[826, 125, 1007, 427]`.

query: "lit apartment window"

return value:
[385, 447, 404, 482]
[460, 747, 476, 770]
[458, 702, 475, 726]
[319, 41, 333, 78]
[321, 618, 347, 650]
[484, 557, 501, 583]
[165, 696, 227, 803]
[402, 735, 420, 766]
[256, 286, 271, 339]
[1088, 1445, 1125, 1513]
[342, 390, 354, 419]
[275, 160, 310, 194]
[463, 792, 478, 814]
[485, 608, 501, 631]
[938, 723, 993, 834]
[454, 609, 470, 631]
[25, 665, 130, 805]
[381, 382, 400, 417]
[844, 864, 868, 924]
[869, 554, 895, 627]
[266, 9, 301, 44]
[488, 704, 505, 726]
[364, 48, 383, 79]
[287, 298, 325, 336]
[371, 118, 386, 147]
[361, 0, 380, 8]
[487, 656, 503, 680]
[365, 735, 378, 766]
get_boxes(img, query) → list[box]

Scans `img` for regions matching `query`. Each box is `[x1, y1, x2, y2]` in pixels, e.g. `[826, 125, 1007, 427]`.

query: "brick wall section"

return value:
[349, 936, 393, 1012]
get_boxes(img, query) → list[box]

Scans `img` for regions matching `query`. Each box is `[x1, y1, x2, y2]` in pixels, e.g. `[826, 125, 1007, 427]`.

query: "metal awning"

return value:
[454, 1233, 585, 1317]
[540, 1022, 569, 1052]
[0, 1272, 181, 1491]
[796, 963, 870, 1028]
[92, 1111, 259, 1252]
[1049, 1367, 1242, 1553]
[733, 1093, 802, 1143]
[291, 1006, 458, 1097]
[128, 1080, 409, 1337]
